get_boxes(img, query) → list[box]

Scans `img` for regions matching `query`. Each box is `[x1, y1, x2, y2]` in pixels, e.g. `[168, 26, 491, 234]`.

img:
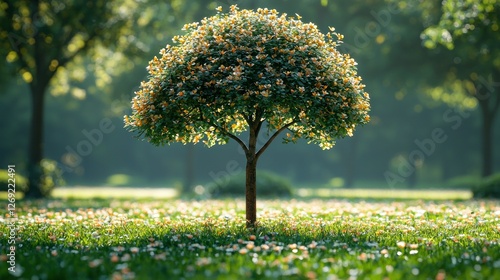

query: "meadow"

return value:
[1, 193, 499, 279]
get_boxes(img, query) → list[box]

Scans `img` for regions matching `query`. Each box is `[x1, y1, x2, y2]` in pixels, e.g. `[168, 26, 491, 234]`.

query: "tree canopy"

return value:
[125, 5, 370, 152]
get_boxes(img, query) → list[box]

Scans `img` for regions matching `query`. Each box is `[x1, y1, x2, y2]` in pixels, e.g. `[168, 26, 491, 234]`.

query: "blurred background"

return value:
[1, 0, 499, 195]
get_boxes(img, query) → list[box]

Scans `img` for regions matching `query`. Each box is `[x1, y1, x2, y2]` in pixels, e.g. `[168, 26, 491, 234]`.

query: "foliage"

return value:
[207, 170, 293, 197]
[0, 0, 160, 85]
[473, 172, 500, 198]
[105, 174, 137, 187]
[0, 159, 63, 195]
[0, 0, 121, 84]
[419, 0, 500, 106]
[0, 0, 193, 103]
[0, 169, 28, 193]
[1, 199, 499, 279]
[37, 159, 66, 196]
[421, 0, 499, 50]
[445, 174, 481, 189]
[124, 5, 370, 150]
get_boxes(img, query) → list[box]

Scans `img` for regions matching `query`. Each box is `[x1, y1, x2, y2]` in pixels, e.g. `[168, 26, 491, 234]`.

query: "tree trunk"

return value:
[240, 115, 292, 228]
[476, 73, 500, 178]
[245, 156, 257, 228]
[25, 0, 46, 198]
[245, 120, 259, 228]
[26, 87, 45, 198]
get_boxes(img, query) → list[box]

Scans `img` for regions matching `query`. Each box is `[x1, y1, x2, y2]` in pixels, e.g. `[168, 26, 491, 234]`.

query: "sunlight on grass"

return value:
[297, 188, 472, 200]
[52, 186, 178, 199]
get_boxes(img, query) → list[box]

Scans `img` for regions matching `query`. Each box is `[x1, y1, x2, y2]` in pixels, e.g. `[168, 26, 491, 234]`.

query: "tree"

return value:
[124, 5, 370, 227]
[420, 0, 500, 177]
[0, 0, 175, 197]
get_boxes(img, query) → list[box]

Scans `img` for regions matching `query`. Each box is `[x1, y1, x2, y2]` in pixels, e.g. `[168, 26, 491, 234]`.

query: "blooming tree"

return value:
[125, 5, 370, 227]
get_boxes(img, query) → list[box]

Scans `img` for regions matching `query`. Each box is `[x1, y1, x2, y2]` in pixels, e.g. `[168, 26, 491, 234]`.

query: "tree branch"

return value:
[256, 119, 298, 160]
[213, 122, 249, 154]
[254, 109, 264, 134]
[198, 105, 249, 154]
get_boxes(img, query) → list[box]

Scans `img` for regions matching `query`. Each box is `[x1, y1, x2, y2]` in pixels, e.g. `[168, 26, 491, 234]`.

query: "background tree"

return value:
[125, 6, 370, 227]
[420, 0, 500, 177]
[0, 0, 175, 197]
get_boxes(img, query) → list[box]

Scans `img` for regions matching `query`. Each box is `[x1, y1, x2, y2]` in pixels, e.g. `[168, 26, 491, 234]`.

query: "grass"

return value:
[1, 195, 499, 279]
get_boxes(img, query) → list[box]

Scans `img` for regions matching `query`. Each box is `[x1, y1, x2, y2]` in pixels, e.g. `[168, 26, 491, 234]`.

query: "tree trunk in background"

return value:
[25, 0, 47, 198]
[477, 72, 500, 178]
[26, 87, 45, 198]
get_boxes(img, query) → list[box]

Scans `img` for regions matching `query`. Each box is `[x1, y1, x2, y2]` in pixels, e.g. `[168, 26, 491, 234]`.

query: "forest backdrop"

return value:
[1, 0, 499, 191]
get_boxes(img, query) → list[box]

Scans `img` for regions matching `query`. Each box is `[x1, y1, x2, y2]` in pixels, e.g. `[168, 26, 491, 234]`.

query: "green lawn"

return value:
[1, 195, 499, 279]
